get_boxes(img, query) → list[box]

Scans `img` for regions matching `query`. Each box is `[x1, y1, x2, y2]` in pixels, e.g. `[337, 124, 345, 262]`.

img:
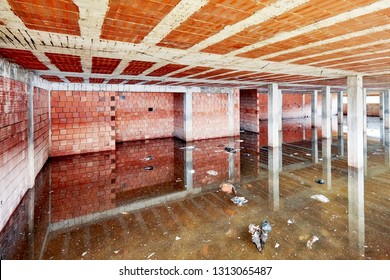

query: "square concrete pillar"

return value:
[184, 90, 193, 141]
[347, 76, 364, 169]
[311, 90, 318, 128]
[380, 91, 385, 145]
[322, 86, 331, 139]
[384, 90, 390, 146]
[268, 83, 281, 147]
[27, 73, 35, 188]
[363, 89, 367, 175]
[337, 91, 343, 136]
[228, 89, 235, 137]
[337, 91, 345, 157]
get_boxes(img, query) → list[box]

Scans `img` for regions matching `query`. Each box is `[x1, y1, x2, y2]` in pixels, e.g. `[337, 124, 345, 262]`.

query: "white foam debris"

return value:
[310, 194, 330, 203]
[175, 236, 181, 241]
[147, 252, 155, 259]
[207, 170, 218, 176]
[82, 251, 88, 257]
[287, 219, 295, 225]
[307, 236, 319, 249]
[275, 242, 280, 248]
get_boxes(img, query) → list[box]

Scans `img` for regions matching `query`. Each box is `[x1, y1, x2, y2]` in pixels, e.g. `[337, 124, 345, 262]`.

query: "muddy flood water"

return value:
[1, 117, 389, 260]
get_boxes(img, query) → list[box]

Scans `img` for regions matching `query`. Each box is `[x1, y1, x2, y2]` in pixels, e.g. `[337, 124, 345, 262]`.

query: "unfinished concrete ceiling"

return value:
[1, 0, 390, 89]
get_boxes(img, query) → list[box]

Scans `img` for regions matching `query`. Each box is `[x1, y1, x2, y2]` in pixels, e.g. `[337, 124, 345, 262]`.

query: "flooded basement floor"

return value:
[1, 118, 389, 260]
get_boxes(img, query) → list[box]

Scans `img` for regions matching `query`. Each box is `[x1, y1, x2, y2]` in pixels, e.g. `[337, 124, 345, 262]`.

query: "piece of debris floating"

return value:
[175, 236, 181, 241]
[235, 139, 244, 142]
[143, 155, 154, 161]
[144, 166, 153, 170]
[242, 153, 251, 157]
[180, 145, 195, 150]
[231, 196, 248, 206]
[207, 170, 218, 176]
[275, 242, 280, 248]
[147, 252, 155, 259]
[224, 147, 237, 153]
[219, 183, 236, 194]
[307, 235, 319, 249]
[248, 220, 272, 252]
[188, 169, 195, 174]
[287, 219, 295, 225]
[315, 179, 326, 184]
[310, 194, 330, 203]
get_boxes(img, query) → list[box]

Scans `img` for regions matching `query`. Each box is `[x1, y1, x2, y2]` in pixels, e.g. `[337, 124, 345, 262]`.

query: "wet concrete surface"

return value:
[1, 118, 389, 260]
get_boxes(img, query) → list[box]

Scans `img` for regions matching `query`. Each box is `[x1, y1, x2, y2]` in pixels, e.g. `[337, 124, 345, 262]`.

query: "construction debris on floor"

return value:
[248, 220, 272, 252]
[231, 196, 248, 206]
[310, 194, 330, 203]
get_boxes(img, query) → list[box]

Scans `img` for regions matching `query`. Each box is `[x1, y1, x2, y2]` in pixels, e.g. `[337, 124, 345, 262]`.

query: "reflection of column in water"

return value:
[385, 144, 390, 167]
[312, 127, 319, 163]
[322, 138, 332, 190]
[28, 188, 35, 259]
[348, 167, 365, 258]
[184, 149, 193, 190]
[268, 147, 280, 211]
[228, 138, 235, 181]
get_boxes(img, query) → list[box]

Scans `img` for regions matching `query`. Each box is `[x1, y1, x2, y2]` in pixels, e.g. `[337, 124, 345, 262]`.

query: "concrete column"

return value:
[278, 90, 283, 170]
[384, 90, 390, 146]
[303, 94, 306, 140]
[322, 86, 332, 139]
[228, 89, 235, 137]
[27, 73, 35, 188]
[380, 92, 385, 145]
[363, 89, 368, 175]
[347, 76, 364, 168]
[268, 83, 281, 147]
[184, 90, 193, 141]
[48, 90, 52, 154]
[322, 138, 332, 190]
[311, 90, 319, 163]
[337, 91, 345, 158]
[311, 90, 318, 128]
[268, 147, 280, 211]
[337, 91, 344, 136]
[348, 167, 365, 258]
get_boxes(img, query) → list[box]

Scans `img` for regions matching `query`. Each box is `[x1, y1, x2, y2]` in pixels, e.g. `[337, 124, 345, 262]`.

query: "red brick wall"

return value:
[283, 94, 310, 119]
[33, 87, 49, 177]
[240, 89, 259, 133]
[0, 77, 29, 231]
[192, 92, 239, 140]
[50, 90, 115, 156]
[173, 93, 185, 140]
[50, 151, 116, 222]
[115, 92, 175, 142]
